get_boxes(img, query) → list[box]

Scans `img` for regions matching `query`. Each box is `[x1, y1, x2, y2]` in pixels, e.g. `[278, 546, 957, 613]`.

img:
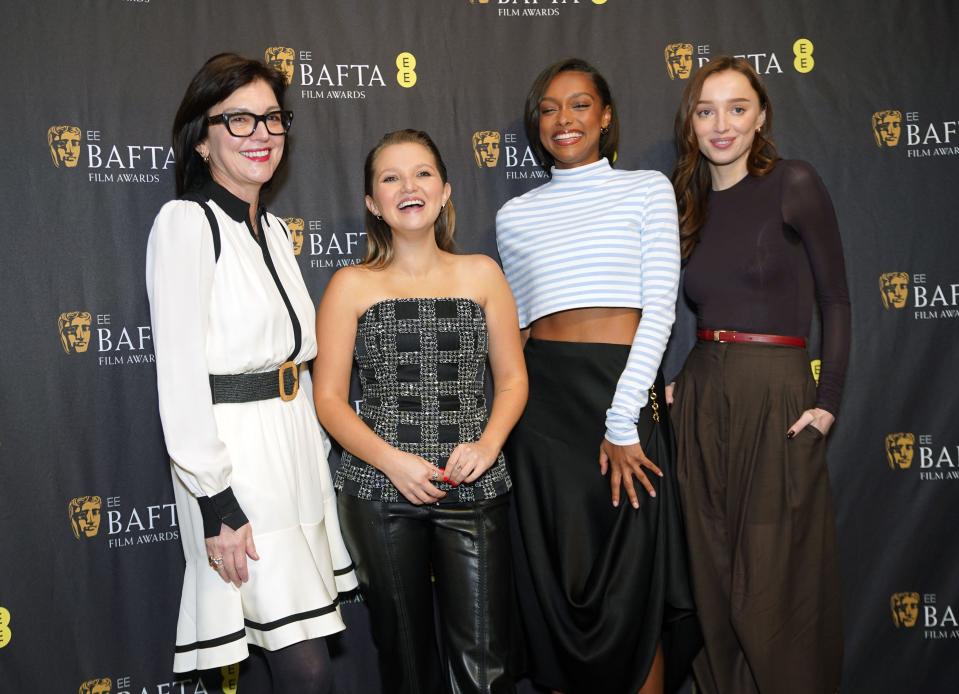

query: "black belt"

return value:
[209, 361, 300, 404]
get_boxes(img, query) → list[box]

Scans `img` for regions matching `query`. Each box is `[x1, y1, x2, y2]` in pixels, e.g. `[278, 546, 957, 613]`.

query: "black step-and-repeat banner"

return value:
[2, 1, 958, 692]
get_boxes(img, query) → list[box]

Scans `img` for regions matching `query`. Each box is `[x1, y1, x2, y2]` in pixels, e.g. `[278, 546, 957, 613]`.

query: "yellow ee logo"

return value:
[810, 359, 821, 385]
[396, 52, 417, 88]
[221, 663, 240, 694]
[0, 606, 11, 648]
[793, 38, 814, 73]
[592, 0, 608, 4]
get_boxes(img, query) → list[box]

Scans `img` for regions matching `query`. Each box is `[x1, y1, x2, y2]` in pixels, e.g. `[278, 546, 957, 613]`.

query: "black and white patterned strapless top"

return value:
[334, 297, 511, 503]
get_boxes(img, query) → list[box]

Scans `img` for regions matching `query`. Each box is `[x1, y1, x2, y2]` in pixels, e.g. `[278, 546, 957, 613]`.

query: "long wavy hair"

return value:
[671, 56, 779, 259]
[362, 129, 456, 269]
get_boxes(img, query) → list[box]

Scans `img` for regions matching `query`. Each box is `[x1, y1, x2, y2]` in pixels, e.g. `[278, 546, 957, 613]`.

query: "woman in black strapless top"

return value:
[312, 129, 527, 694]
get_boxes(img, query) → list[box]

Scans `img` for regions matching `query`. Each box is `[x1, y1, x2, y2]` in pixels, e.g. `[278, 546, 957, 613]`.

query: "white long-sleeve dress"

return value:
[146, 181, 356, 673]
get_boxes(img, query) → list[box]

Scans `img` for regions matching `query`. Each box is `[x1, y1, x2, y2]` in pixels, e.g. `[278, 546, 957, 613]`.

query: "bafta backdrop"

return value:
[2, 1, 958, 692]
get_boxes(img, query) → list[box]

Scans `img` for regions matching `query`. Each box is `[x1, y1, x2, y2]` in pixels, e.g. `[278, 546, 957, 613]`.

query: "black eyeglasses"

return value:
[207, 110, 294, 137]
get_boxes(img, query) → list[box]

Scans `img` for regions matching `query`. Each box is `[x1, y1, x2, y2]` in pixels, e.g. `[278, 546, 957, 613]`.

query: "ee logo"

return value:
[793, 38, 814, 73]
[221, 663, 240, 694]
[396, 52, 417, 88]
[0, 606, 11, 648]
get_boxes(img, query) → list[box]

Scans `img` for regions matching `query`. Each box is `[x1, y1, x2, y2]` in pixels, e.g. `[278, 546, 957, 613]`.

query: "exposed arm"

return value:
[446, 257, 528, 484]
[312, 269, 445, 504]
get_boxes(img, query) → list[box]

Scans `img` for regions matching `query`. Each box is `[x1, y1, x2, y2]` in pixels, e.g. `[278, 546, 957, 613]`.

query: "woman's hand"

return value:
[599, 439, 663, 509]
[206, 523, 259, 588]
[665, 381, 676, 406]
[383, 451, 447, 505]
[787, 408, 835, 437]
[445, 441, 499, 485]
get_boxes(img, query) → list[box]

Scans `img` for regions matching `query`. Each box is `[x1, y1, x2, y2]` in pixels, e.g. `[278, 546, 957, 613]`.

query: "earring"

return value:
[375, 214, 382, 220]
[201, 153, 209, 163]
[601, 125, 609, 136]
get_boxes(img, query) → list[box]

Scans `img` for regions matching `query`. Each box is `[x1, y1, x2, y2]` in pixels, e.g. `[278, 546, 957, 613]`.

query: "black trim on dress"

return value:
[174, 628, 246, 653]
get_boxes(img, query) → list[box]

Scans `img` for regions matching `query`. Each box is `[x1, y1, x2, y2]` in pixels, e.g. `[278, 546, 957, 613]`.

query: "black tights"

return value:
[201, 638, 332, 694]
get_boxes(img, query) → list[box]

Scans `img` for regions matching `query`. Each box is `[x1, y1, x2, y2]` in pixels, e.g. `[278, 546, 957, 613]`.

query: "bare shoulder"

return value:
[456, 252, 504, 279]
[321, 264, 378, 314]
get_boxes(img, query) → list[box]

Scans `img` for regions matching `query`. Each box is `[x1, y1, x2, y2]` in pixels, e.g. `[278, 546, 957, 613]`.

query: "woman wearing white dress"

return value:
[146, 53, 356, 692]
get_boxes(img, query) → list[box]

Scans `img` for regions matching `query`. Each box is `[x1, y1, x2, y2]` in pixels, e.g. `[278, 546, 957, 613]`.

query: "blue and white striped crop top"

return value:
[495, 158, 680, 445]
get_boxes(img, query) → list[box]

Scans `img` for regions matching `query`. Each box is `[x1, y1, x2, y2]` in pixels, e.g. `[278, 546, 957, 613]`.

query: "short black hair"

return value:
[523, 57, 619, 171]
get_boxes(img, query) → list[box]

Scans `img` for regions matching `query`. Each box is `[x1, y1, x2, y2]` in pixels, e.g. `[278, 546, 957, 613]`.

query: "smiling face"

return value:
[365, 142, 451, 237]
[537, 71, 611, 170]
[196, 79, 285, 203]
[692, 69, 766, 188]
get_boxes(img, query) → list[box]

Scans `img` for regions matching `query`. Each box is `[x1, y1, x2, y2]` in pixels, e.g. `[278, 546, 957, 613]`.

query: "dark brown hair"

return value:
[671, 56, 779, 259]
[362, 129, 456, 269]
[524, 57, 619, 172]
[172, 53, 287, 196]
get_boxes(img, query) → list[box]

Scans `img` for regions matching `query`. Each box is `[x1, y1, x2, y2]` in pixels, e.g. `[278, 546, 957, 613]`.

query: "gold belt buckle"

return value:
[278, 361, 299, 402]
[713, 329, 734, 342]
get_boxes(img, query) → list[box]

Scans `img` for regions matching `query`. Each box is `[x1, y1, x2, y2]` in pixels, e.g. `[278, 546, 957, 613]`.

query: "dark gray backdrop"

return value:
[2, 1, 958, 692]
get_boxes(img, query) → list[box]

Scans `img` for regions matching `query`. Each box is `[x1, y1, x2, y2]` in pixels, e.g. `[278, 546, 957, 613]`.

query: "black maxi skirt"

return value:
[506, 338, 701, 694]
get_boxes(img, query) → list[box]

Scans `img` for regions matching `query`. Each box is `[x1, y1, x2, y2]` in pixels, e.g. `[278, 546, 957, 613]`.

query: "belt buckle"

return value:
[278, 361, 299, 402]
[713, 329, 737, 343]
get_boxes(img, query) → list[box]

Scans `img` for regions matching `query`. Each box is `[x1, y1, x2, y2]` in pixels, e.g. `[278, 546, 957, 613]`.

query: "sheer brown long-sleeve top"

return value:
[683, 159, 851, 415]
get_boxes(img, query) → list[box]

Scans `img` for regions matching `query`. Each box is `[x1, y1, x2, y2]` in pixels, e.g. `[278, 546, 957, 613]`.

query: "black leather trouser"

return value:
[338, 493, 514, 694]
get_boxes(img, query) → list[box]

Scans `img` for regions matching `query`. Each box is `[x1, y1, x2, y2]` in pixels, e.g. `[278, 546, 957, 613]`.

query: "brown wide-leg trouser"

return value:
[672, 341, 842, 694]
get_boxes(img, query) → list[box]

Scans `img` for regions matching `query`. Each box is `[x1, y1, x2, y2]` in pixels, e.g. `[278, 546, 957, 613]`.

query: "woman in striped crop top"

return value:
[495, 58, 700, 694]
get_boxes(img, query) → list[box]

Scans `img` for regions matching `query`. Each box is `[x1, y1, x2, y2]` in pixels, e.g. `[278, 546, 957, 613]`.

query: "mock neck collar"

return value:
[549, 157, 613, 181]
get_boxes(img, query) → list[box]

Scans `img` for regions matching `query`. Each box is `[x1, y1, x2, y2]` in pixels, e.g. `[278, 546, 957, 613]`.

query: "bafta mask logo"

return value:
[78, 678, 112, 694]
[872, 110, 902, 148]
[0, 606, 11, 648]
[58, 311, 93, 354]
[69, 496, 102, 539]
[886, 432, 916, 470]
[283, 217, 305, 256]
[664, 43, 693, 80]
[879, 272, 909, 310]
[265, 46, 296, 85]
[472, 131, 501, 168]
[48, 125, 82, 168]
[890, 592, 920, 628]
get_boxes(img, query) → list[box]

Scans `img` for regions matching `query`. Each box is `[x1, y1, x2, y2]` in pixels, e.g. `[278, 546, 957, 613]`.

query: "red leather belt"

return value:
[697, 329, 806, 348]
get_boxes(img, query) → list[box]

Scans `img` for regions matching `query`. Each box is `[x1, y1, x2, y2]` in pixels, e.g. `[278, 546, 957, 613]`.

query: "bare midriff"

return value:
[527, 307, 641, 346]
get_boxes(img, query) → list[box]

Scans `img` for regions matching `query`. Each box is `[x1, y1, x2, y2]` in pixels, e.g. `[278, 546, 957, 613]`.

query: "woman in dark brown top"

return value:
[667, 57, 849, 694]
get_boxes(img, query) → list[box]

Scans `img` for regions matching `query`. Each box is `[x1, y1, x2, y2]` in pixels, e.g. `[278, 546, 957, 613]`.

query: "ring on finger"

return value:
[208, 555, 224, 570]
[430, 467, 440, 481]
